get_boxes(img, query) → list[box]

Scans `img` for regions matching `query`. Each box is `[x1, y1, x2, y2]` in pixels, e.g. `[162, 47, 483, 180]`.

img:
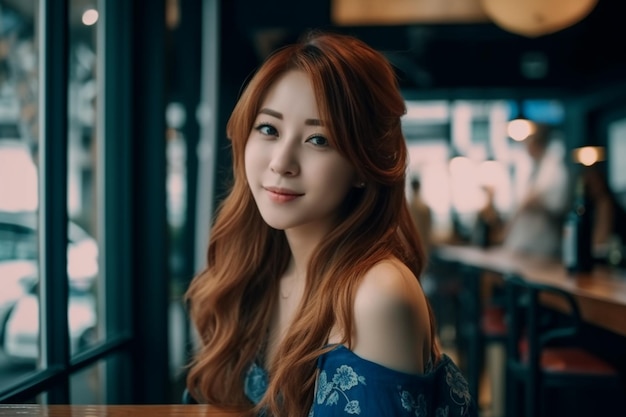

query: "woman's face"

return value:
[245, 70, 359, 235]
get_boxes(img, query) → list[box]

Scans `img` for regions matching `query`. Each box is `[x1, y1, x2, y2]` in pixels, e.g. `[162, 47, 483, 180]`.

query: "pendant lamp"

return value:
[507, 100, 535, 142]
[480, 0, 598, 37]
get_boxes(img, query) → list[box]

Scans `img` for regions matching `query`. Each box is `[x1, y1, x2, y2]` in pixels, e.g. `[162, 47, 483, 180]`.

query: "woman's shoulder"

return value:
[350, 258, 432, 374]
[353, 259, 427, 328]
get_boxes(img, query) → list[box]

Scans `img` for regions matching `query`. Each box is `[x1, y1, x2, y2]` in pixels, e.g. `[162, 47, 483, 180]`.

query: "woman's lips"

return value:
[264, 186, 304, 203]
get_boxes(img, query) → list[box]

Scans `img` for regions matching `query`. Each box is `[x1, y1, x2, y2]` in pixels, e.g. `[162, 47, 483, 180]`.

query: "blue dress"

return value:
[244, 344, 477, 416]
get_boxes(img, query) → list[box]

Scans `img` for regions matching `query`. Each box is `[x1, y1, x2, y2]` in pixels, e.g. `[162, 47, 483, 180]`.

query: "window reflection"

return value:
[0, 0, 40, 394]
[0, 0, 101, 399]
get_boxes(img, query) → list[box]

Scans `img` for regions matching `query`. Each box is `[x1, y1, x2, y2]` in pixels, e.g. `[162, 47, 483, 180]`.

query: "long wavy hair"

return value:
[185, 30, 440, 417]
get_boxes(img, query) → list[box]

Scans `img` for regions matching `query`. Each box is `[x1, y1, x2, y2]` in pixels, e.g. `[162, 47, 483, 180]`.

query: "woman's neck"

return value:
[283, 224, 331, 278]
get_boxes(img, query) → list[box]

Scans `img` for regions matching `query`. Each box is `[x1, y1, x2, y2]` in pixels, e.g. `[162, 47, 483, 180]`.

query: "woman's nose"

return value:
[269, 140, 299, 176]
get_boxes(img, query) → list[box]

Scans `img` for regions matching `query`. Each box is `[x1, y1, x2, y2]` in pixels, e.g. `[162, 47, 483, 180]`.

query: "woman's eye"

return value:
[255, 123, 278, 136]
[307, 135, 328, 147]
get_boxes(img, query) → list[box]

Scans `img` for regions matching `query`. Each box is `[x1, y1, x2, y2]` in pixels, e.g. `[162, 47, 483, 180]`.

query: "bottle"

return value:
[562, 176, 594, 274]
[471, 214, 491, 248]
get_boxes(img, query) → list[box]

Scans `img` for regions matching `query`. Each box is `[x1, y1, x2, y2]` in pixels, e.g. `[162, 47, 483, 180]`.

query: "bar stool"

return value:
[503, 274, 624, 417]
[455, 264, 508, 412]
[480, 302, 508, 417]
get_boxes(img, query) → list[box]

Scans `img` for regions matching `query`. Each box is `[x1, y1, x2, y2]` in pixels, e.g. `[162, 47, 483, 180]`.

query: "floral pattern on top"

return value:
[316, 364, 367, 414]
[399, 390, 428, 416]
[309, 346, 476, 417]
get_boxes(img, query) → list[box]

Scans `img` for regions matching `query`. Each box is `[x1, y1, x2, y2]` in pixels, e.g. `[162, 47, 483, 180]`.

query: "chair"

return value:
[480, 301, 508, 417]
[503, 274, 624, 417]
[421, 254, 501, 409]
[454, 263, 508, 412]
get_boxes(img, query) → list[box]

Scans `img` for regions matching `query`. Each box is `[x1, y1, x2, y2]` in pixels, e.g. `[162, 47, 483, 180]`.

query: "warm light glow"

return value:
[478, 160, 502, 187]
[507, 119, 535, 141]
[449, 156, 484, 213]
[82, 9, 99, 26]
[480, 0, 598, 37]
[572, 146, 605, 166]
[449, 156, 472, 176]
[332, 0, 489, 25]
[404, 100, 449, 121]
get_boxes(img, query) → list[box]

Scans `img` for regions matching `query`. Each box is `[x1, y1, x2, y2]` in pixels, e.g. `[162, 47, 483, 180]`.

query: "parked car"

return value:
[3, 284, 96, 360]
[0, 210, 98, 286]
[0, 260, 37, 347]
[0, 210, 98, 361]
[0, 210, 98, 264]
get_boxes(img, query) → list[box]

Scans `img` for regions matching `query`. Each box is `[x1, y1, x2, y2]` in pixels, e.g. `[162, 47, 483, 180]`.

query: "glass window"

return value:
[70, 354, 130, 404]
[0, 0, 40, 393]
[0, 0, 168, 404]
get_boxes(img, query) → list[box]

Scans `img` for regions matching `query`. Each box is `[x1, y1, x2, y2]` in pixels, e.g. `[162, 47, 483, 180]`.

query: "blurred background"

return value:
[0, 0, 625, 413]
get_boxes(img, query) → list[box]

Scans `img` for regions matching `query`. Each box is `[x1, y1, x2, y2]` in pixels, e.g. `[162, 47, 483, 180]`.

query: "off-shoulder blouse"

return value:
[244, 344, 477, 416]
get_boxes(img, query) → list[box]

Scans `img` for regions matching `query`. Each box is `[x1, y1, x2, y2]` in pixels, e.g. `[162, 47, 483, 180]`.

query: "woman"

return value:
[185, 30, 476, 417]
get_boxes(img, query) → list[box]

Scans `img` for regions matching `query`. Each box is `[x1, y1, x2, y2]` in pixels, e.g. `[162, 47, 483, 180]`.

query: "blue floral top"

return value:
[244, 344, 477, 416]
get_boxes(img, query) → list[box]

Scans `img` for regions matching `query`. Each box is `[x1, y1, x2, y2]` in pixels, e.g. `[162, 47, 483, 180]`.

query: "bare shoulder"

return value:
[355, 259, 424, 306]
[351, 258, 432, 374]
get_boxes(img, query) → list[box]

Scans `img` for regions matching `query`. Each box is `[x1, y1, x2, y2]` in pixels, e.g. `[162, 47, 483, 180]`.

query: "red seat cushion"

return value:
[541, 347, 618, 374]
[522, 347, 618, 375]
[481, 305, 507, 336]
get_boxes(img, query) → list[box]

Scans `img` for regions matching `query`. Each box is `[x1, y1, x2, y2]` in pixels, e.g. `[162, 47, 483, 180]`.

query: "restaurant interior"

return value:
[0, 0, 625, 416]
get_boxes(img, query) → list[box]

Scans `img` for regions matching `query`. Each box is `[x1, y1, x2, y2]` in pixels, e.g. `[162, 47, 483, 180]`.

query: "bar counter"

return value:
[0, 404, 244, 416]
[433, 243, 626, 337]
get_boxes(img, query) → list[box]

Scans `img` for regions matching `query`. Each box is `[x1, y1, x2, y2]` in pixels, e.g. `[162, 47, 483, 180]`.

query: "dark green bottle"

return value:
[562, 176, 593, 274]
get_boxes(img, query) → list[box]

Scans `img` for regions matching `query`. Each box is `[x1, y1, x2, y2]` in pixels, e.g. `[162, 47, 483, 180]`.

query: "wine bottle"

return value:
[562, 176, 594, 274]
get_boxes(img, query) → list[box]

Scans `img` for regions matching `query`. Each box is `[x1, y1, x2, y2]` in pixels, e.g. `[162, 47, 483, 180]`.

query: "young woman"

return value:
[185, 30, 476, 417]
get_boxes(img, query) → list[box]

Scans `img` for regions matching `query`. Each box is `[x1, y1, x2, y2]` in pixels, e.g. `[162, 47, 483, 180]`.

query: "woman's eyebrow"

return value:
[259, 108, 282, 119]
[305, 118, 324, 127]
[259, 108, 324, 126]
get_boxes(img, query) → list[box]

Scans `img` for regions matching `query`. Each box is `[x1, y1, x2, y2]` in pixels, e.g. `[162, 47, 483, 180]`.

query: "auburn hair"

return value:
[185, 30, 439, 417]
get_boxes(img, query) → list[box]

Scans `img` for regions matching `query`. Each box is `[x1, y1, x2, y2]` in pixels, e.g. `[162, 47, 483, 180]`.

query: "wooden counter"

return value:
[433, 244, 626, 337]
[0, 404, 244, 416]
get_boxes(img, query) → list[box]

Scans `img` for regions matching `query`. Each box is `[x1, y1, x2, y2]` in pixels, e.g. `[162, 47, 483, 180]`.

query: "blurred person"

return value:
[502, 123, 570, 257]
[185, 31, 476, 417]
[409, 177, 433, 257]
[471, 185, 505, 248]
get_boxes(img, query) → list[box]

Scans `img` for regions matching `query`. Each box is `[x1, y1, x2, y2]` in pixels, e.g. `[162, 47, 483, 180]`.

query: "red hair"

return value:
[185, 30, 439, 417]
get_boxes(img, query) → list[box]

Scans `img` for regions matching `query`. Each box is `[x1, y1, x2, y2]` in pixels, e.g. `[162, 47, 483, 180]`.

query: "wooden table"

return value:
[432, 243, 626, 403]
[434, 244, 626, 337]
[0, 404, 244, 416]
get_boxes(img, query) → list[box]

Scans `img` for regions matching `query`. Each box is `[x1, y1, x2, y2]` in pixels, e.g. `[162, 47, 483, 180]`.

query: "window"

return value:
[0, 0, 148, 403]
